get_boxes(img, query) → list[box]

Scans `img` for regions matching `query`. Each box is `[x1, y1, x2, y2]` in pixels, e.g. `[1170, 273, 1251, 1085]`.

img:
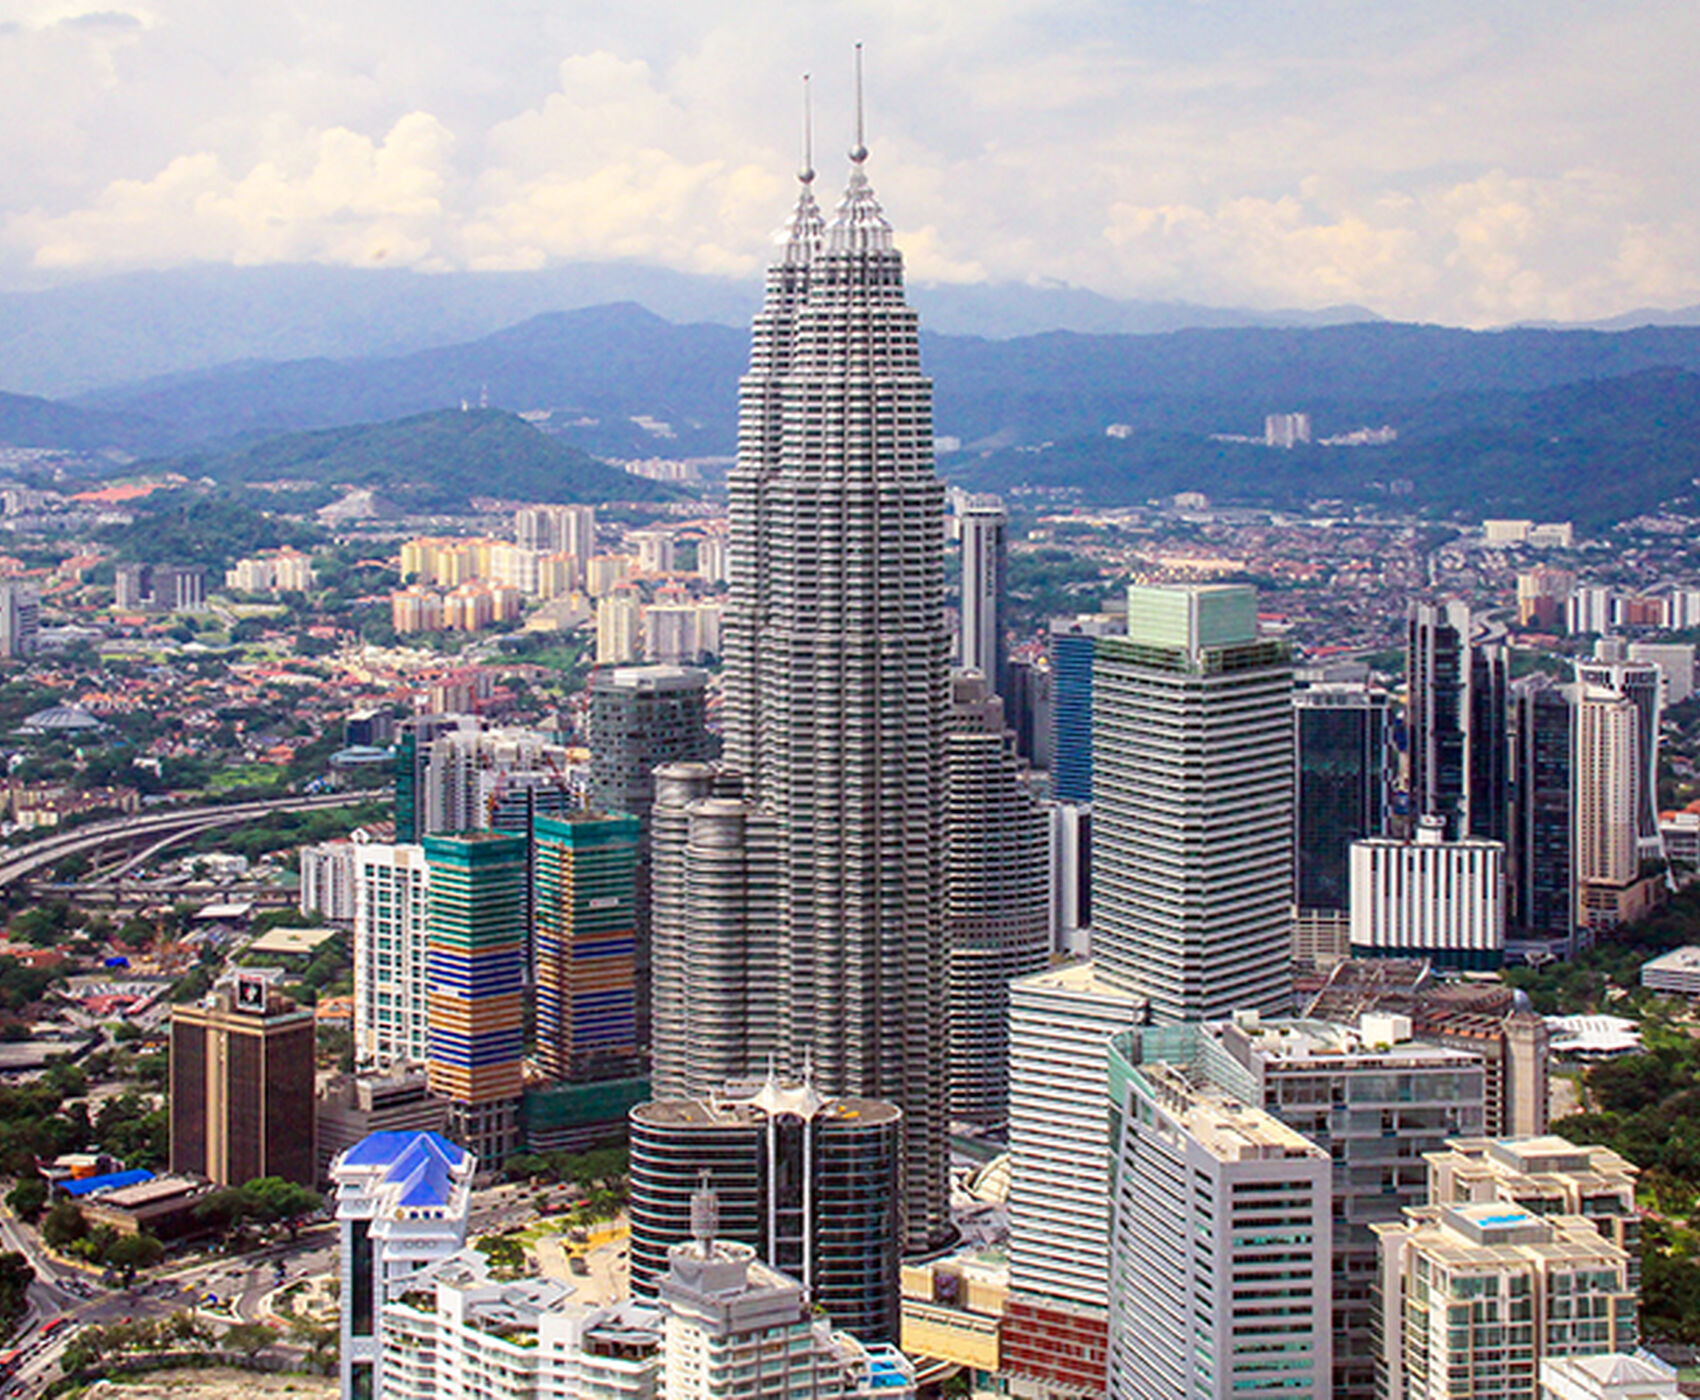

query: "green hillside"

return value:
[146, 408, 673, 513]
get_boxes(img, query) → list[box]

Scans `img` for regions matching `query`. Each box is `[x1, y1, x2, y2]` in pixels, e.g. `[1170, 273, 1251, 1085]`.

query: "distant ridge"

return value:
[0, 261, 1380, 399]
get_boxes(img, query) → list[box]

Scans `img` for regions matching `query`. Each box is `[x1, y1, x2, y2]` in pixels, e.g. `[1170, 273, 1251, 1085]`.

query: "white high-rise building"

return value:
[1568, 585, 1617, 636]
[1350, 817, 1506, 969]
[643, 604, 698, 665]
[1093, 583, 1294, 1022]
[1106, 1026, 1332, 1400]
[660, 1235, 849, 1400]
[696, 533, 729, 584]
[380, 1251, 662, 1400]
[415, 726, 575, 839]
[333, 1129, 475, 1400]
[631, 528, 677, 575]
[1200, 1015, 1487, 1400]
[1001, 961, 1142, 1395]
[300, 835, 361, 925]
[352, 842, 431, 1070]
[1626, 640, 1695, 707]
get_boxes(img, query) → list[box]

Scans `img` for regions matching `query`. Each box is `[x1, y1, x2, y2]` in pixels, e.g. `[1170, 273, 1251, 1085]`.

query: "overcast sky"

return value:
[2, 0, 1695, 326]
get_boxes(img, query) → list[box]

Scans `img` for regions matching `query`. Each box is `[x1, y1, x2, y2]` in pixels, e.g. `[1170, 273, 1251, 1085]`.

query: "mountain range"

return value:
[0, 262, 1383, 402]
[6, 278, 1700, 524]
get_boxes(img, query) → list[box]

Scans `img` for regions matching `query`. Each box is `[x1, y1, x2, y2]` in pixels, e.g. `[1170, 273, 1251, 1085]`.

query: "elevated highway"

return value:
[0, 789, 383, 894]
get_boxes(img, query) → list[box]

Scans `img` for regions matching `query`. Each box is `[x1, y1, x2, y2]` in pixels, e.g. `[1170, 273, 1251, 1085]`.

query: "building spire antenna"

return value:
[850, 41, 868, 164]
[801, 72, 815, 184]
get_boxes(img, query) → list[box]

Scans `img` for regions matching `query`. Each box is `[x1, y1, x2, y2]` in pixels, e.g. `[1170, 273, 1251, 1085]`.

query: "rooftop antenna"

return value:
[850, 41, 868, 163]
[801, 72, 815, 184]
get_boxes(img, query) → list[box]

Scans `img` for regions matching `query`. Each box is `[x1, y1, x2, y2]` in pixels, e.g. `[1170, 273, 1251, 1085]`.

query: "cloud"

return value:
[9, 112, 455, 271]
[1, 1, 1698, 324]
[56, 11, 144, 29]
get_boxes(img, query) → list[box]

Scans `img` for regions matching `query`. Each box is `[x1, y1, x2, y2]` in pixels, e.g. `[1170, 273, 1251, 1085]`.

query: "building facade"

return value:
[1093, 583, 1294, 1022]
[424, 832, 528, 1167]
[1294, 682, 1390, 915]
[1373, 1203, 1638, 1400]
[1106, 1027, 1332, 1400]
[169, 970, 316, 1188]
[1349, 818, 1507, 970]
[674, 114, 950, 1249]
[332, 1129, 475, 1400]
[629, 1079, 901, 1343]
[958, 495, 1009, 700]
[944, 673, 1049, 1123]
[532, 814, 641, 1083]
[352, 841, 431, 1071]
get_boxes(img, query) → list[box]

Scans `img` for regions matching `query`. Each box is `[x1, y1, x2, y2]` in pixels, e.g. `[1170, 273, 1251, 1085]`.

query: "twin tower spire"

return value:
[782, 43, 891, 266]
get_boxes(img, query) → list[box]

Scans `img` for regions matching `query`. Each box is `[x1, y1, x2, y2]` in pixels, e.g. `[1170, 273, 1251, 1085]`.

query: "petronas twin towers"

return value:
[650, 76, 949, 1250]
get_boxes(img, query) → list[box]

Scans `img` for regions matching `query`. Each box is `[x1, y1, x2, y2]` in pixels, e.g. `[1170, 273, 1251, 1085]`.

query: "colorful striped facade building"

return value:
[425, 831, 528, 1167]
[533, 814, 641, 1083]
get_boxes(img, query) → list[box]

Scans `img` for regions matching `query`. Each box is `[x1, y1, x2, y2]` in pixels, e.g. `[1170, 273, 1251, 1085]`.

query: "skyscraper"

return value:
[943, 672, 1049, 1124]
[1406, 599, 1508, 844]
[425, 831, 528, 1167]
[692, 68, 950, 1249]
[1048, 615, 1120, 805]
[958, 495, 1010, 699]
[1105, 1027, 1333, 1400]
[170, 969, 316, 1188]
[1294, 682, 1390, 915]
[1509, 676, 1575, 953]
[588, 665, 712, 1050]
[532, 814, 641, 1083]
[1092, 583, 1294, 1022]
[629, 1080, 902, 1341]
[352, 841, 432, 1071]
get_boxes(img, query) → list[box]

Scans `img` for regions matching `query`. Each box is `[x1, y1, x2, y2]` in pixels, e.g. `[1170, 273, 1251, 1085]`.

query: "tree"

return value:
[41, 1197, 87, 1249]
[0, 1251, 32, 1331]
[221, 1321, 278, 1358]
[193, 1187, 252, 1242]
[105, 1231, 164, 1284]
[242, 1176, 322, 1238]
[289, 1317, 338, 1374]
[5, 1175, 46, 1222]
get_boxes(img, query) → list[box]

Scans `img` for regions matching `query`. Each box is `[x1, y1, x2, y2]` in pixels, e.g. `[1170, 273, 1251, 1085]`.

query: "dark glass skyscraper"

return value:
[1050, 617, 1118, 804]
[1294, 684, 1390, 912]
[1407, 599, 1508, 843]
[1509, 676, 1575, 948]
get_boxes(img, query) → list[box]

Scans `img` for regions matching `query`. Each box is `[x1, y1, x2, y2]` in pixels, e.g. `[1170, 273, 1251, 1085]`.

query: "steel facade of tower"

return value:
[958, 496, 1009, 699]
[944, 675, 1049, 1124]
[717, 121, 949, 1248]
[1092, 584, 1294, 1023]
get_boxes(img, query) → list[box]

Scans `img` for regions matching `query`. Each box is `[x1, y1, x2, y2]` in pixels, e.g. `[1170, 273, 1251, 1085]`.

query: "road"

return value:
[0, 1177, 540, 1394]
[0, 790, 382, 893]
[0, 1221, 339, 1396]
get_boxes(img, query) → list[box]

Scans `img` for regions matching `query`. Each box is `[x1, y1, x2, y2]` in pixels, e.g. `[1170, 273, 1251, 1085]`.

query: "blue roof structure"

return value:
[64, 1168, 153, 1197]
[342, 1130, 471, 1210]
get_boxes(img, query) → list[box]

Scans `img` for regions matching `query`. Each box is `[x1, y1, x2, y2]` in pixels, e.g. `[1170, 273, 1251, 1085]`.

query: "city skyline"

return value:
[1, 5, 1697, 327]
